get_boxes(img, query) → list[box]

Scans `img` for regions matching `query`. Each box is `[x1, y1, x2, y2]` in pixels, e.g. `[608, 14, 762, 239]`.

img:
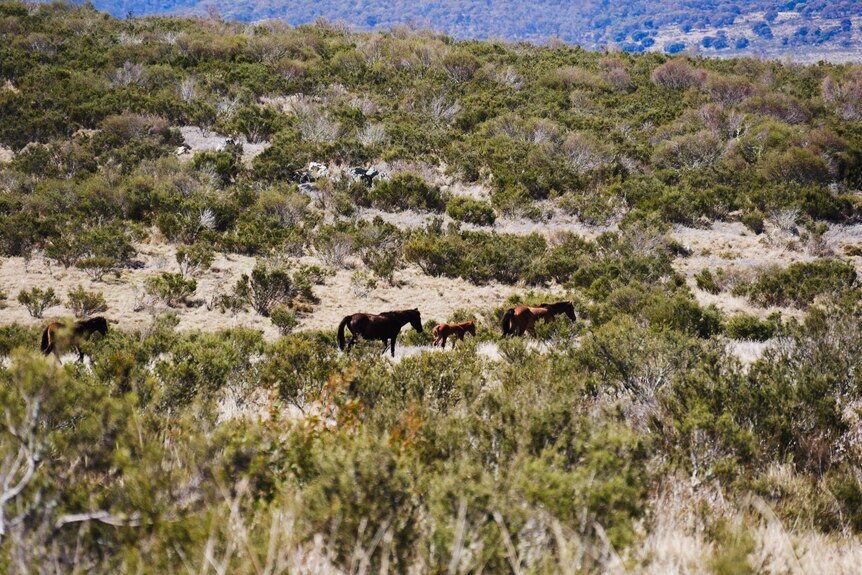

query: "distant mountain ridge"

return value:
[84, 0, 862, 61]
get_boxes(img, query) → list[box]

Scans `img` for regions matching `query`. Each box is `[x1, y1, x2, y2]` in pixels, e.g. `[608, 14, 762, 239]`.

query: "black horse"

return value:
[41, 316, 108, 362]
[337, 309, 422, 357]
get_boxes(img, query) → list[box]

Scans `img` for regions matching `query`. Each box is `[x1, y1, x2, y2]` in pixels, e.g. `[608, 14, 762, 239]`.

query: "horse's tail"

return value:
[501, 308, 514, 336]
[40, 326, 51, 355]
[337, 315, 351, 350]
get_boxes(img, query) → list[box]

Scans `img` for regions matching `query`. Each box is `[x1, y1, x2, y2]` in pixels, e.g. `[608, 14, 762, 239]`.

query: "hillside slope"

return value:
[3, 3, 862, 572]
[88, 0, 862, 60]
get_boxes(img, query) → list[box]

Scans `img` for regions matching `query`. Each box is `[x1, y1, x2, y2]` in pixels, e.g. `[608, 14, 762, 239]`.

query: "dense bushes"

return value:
[221, 262, 318, 316]
[1, 6, 862, 570]
[724, 313, 778, 341]
[0, 3, 860, 267]
[742, 259, 857, 307]
[353, 174, 445, 212]
[404, 228, 548, 284]
[1, 293, 862, 570]
[445, 196, 496, 225]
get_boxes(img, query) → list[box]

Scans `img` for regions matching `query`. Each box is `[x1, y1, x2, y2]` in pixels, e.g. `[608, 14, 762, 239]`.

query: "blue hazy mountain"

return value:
[86, 0, 862, 59]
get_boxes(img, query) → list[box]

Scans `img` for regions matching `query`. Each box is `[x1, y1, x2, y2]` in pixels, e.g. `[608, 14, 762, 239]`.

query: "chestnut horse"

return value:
[337, 309, 422, 357]
[501, 301, 576, 337]
[41, 316, 109, 361]
[431, 321, 476, 349]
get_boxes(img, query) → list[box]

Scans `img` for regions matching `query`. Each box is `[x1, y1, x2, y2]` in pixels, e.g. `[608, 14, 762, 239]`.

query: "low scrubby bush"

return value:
[17, 287, 60, 318]
[270, 306, 299, 335]
[145, 272, 198, 307]
[743, 259, 857, 307]
[356, 174, 445, 212]
[176, 242, 215, 278]
[226, 263, 316, 317]
[445, 196, 496, 225]
[724, 313, 778, 341]
[404, 229, 547, 284]
[695, 268, 720, 294]
[66, 285, 108, 317]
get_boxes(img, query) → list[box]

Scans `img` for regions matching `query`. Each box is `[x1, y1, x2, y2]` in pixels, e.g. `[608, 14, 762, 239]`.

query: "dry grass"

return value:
[670, 220, 862, 318]
[178, 125, 270, 165]
[4, 218, 862, 346]
[357, 204, 615, 239]
[631, 474, 862, 574]
[0, 245, 518, 339]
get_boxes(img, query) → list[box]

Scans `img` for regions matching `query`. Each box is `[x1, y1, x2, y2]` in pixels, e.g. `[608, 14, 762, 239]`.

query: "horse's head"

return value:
[409, 309, 423, 332]
[540, 301, 577, 321]
[89, 316, 109, 336]
[464, 321, 476, 336]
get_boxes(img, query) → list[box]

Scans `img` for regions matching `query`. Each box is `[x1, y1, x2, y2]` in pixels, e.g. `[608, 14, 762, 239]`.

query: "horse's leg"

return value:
[441, 335, 448, 349]
[76, 346, 84, 363]
[381, 339, 389, 354]
[346, 331, 358, 352]
[390, 337, 396, 357]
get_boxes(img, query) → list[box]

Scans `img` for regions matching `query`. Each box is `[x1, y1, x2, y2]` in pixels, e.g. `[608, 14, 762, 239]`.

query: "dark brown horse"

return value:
[337, 309, 423, 357]
[501, 301, 576, 337]
[431, 321, 476, 349]
[41, 316, 109, 361]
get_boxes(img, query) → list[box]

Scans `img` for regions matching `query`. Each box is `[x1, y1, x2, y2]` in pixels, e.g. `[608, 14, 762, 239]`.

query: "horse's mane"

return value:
[381, 309, 419, 318]
[539, 301, 573, 310]
[77, 316, 108, 334]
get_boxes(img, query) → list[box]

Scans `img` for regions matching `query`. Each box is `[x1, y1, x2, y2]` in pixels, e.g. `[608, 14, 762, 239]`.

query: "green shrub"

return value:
[644, 294, 723, 338]
[229, 263, 314, 317]
[66, 285, 108, 318]
[261, 333, 338, 410]
[270, 306, 299, 336]
[176, 242, 215, 278]
[445, 196, 496, 225]
[145, 273, 197, 307]
[745, 260, 857, 307]
[404, 229, 547, 284]
[695, 268, 721, 294]
[71, 225, 137, 281]
[17, 287, 60, 318]
[724, 313, 777, 341]
[76, 256, 119, 282]
[362, 174, 445, 212]
[155, 328, 265, 408]
[741, 210, 765, 235]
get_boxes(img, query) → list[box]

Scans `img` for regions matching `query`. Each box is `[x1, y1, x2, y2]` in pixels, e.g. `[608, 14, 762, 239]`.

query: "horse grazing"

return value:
[431, 321, 476, 349]
[501, 301, 576, 337]
[40, 316, 109, 361]
[337, 309, 422, 357]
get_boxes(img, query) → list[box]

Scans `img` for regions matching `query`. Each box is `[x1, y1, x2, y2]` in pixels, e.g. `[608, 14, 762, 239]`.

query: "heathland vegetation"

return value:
[1, 1, 862, 571]
[89, 0, 862, 57]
